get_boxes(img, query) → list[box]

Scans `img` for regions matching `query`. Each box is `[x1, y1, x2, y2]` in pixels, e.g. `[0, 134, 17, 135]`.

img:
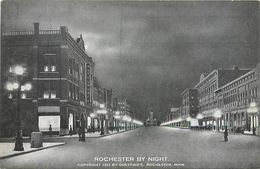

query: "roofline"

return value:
[218, 68, 255, 90]
[194, 69, 218, 88]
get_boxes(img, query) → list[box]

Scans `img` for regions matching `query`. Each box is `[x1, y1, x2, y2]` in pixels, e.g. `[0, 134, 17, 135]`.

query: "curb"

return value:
[0, 143, 66, 160]
[44, 127, 141, 139]
[98, 127, 139, 138]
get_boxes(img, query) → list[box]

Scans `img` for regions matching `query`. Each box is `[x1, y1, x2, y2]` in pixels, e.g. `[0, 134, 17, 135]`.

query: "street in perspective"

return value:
[0, 1, 260, 169]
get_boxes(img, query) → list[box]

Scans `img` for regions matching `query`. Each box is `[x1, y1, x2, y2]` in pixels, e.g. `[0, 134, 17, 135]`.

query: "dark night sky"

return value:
[1, 0, 259, 121]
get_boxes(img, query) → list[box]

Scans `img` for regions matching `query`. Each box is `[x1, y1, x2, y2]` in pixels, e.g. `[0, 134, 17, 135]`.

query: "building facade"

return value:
[162, 65, 260, 136]
[1, 23, 94, 136]
[194, 67, 250, 130]
[180, 88, 199, 127]
[216, 63, 260, 135]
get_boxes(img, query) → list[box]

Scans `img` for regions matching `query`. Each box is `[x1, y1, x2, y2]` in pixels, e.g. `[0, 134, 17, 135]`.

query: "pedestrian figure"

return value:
[69, 125, 73, 136]
[224, 126, 228, 142]
[78, 128, 82, 141]
[49, 125, 52, 137]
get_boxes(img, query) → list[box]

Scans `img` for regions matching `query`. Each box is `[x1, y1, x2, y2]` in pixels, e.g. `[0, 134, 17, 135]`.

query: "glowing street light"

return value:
[100, 104, 105, 109]
[90, 113, 96, 118]
[196, 113, 203, 120]
[6, 65, 31, 151]
[214, 109, 222, 118]
[122, 115, 128, 121]
[13, 65, 25, 75]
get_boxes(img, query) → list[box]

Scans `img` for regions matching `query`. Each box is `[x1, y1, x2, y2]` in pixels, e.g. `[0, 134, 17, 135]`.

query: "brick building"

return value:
[1, 23, 94, 137]
[194, 67, 251, 129]
[215, 63, 260, 135]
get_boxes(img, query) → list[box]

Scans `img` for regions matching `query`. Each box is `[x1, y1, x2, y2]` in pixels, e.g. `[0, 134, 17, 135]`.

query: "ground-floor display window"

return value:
[39, 116, 60, 131]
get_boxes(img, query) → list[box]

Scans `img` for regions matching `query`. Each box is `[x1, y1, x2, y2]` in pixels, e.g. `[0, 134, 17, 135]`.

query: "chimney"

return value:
[60, 26, 68, 34]
[33, 22, 39, 35]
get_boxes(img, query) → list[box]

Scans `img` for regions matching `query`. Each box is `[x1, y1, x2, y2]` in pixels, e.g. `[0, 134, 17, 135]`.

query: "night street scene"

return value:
[0, 0, 260, 169]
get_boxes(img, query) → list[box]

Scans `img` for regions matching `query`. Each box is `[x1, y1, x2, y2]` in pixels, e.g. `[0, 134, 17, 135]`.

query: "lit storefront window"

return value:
[39, 116, 60, 131]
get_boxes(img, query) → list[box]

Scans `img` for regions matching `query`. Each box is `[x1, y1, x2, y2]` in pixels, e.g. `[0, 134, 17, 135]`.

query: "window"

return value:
[69, 58, 73, 75]
[42, 53, 57, 72]
[50, 90, 56, 98]
[8, 93, 13, 99]
[44, 66, 49, 72]
[43, 90, 49, 98]
[21, 93, 27, 99]
[51, 65, 56, 72]
[9, 66, 12, 73]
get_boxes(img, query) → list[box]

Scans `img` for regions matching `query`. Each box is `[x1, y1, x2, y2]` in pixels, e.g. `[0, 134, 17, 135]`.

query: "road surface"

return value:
[1, 127, 260, 169]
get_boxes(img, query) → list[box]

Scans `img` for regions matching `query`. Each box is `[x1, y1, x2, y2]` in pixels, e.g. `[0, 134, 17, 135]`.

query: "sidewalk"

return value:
[0, 142, 66, 160]
[46, 129, 133, 139]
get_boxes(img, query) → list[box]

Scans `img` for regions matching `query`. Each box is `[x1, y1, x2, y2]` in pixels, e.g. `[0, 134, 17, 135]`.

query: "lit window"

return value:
[68, 91, 71, 98]
[69, 67, 72, 74]
[9, 66, 12, 73]
[50, 90, 56, 98]
[8, 93, 13, 99]
[51, 65, 56, 72]
[44, 66, 49, 72]
[21, 93, 27, 99]
[43, 90, 49, 98]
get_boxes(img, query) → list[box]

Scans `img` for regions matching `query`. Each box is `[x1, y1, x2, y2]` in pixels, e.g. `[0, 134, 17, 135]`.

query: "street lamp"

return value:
[97, 106, 107, 135]
[114, 111, 120, 132]
[6, 65, 31, 151]
[196, 113, 203, 129]
[122, 115, 128, 131]
[247, 102, 258, 135]
[186, 117, 191, 128]
[90, 113, 96, 133]
[214, 109, 222, 131]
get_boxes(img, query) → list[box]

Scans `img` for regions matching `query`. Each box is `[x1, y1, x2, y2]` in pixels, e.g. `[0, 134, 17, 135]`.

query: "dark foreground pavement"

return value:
[0, 127, 260, 169]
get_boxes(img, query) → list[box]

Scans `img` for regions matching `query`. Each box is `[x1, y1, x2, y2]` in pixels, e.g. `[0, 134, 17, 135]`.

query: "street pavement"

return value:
[0, 127, 260, 169]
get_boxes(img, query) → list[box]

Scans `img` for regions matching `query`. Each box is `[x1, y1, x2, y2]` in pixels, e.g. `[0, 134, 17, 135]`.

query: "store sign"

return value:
[38, 106, 60, 112]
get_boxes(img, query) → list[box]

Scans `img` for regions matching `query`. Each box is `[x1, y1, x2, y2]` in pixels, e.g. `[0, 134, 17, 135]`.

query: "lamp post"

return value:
[97, 104, 107, 135]
[90, 113, 96, 133]
[123, 115, 128, 131]
[196, 113, 203, 130]
[6, 65, 31, 151]
[80, 114, 85, 142]
[186, 117, 191, 128]
[247, 102, 258, 135]
[214, 109, 222, 131]
[114, 111, 120, 132]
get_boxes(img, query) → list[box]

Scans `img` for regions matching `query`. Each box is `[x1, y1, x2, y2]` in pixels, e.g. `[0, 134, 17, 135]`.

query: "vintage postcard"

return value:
[0, 0, 259, 169]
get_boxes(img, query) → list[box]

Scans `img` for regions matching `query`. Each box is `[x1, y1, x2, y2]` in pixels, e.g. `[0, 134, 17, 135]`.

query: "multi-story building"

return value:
[1, 23, 95, 136]
[160, 107, 181, 127]
[195, 66, 251, 129]
[180, 88, 199, 127]
[215, 63, 260, 135]
[118, 98, 130, 113]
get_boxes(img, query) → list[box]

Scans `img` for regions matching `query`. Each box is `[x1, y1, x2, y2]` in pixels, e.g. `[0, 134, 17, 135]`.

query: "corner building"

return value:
[1, 23, 94, 136]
